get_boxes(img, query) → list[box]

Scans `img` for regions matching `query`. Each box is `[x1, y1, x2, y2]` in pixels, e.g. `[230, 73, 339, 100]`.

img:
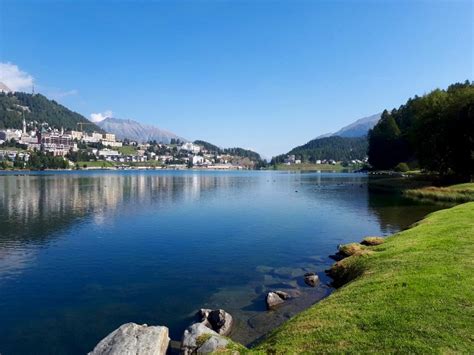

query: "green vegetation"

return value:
[368, 81, 474, 179]
[76, 161, 116, 168]
[194, 139, 264, 161]
[0, 92, 102, 133]
[338, 243, 366, 257]
[272, 136, 368, 164]
[405, 183, 474, 203]
[273, 163, 344, 171]
[117, 145, 138, 155]
[255, 202, 474, 353]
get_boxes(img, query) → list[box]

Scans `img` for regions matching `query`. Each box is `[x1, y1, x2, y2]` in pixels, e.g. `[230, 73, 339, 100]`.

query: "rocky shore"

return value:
[88, 236, 384, 354]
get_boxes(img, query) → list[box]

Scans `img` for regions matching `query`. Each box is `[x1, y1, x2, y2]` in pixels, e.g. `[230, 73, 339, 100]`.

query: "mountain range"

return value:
[317, 113, 381, 138]
[97, 117, 184, 144]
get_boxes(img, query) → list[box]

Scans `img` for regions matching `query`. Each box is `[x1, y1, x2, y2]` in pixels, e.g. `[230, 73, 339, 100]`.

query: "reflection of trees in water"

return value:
[0, 172, 246, 280]
[367, 187, 442, 234]
[0, 173, 242, 244]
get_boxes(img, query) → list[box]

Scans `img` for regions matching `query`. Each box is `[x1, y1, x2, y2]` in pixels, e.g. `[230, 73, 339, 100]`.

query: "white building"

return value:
[191, 155, 204, 165]
[98, 148, 120, 158]
[179, 142, 201, 154]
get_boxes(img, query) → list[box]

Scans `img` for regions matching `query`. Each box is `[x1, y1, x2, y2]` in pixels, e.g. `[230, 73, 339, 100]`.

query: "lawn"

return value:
[77, 160, 116, 168]
[254, 202, 474, 353]
[117, 146, 138, 155]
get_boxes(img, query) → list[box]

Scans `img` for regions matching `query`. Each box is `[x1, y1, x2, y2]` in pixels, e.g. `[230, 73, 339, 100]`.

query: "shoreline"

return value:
[251, 202, 473, 353]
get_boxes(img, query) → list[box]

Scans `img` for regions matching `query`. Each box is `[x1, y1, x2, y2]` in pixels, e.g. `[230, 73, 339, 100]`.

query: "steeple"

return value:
[22, 116, 26, 134]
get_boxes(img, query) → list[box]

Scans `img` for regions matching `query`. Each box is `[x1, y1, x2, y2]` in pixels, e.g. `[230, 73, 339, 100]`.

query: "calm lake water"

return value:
[0, 170, 442, 354]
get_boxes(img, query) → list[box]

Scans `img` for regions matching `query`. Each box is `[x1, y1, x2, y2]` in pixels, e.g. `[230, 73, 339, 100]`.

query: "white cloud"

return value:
[0, 62, 34, 91]
[90, 110, 113, 122]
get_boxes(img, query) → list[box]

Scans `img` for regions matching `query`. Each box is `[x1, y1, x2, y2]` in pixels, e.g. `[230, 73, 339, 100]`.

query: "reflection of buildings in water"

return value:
[0, 173, 241, 237]
[0, 172, 242, 279]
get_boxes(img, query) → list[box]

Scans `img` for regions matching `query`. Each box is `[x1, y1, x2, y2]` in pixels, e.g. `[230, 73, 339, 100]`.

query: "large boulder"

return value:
[198, 308, 233, 336]
[88, 322, 169, 355]
[266, 291, 288, 309]
[304, 272, 319, 287]
[181, 322, 229, 354]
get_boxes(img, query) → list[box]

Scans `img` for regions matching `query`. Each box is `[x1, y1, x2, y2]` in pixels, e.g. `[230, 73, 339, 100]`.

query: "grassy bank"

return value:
[405, 182, 474, 203]
[254, 202, 474, 353]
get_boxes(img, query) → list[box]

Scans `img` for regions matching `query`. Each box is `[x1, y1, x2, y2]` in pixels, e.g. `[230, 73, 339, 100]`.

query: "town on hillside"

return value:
[0, 118, 263, 170]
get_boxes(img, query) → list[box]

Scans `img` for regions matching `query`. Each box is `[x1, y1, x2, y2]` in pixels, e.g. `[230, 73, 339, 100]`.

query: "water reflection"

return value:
[0, 171, 443, 354]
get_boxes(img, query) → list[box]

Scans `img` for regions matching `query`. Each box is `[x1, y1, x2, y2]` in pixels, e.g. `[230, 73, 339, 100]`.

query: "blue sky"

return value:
[0, 0, 472, 157]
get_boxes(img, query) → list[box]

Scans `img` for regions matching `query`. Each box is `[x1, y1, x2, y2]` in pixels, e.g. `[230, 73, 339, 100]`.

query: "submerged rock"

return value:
[88, 322, 169, 355]
[304, 272, 319, 287]
[198, 308, 233, 336]
[361, 236, 385, 246]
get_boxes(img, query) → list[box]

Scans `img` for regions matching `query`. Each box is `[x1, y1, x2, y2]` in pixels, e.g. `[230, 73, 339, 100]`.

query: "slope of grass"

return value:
[77, 161, 116, 168]
[405, 183, 474, 203]
[254, 202, 474, 353]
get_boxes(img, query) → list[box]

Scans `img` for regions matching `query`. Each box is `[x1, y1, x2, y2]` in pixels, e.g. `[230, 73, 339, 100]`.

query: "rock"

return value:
[338, 243, 365, 257]
[197, 308, 233, 336]
[88, 322, 169, 355]
[304, 272, 319, 287]
[181, 323, 232, 354]
[181, 323, 218, 355]
[266, 291, 286, 309]
[196, 334, 229, 353]
[361, 236, 385, 246]
[274, 290, 290, 300]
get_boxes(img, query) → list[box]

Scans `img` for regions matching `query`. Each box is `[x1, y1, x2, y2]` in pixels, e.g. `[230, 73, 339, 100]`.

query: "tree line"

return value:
[368, 81, 473, 179]
[271, 136, 368, 164]
[0, 92, 102, 133]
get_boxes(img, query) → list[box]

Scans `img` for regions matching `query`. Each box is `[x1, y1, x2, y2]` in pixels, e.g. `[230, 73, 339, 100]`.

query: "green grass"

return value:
[274, 163, 344, 171]
[405, 183, 474, 203]
[254, 202, 474, 353]
[76, 160, 116, 168]
[117, 145, 138, 155]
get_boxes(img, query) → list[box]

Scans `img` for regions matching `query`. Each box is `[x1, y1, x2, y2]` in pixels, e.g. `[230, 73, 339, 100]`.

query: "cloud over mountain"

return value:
[0, 62, 34, 92]
[90, 110, 113, 123]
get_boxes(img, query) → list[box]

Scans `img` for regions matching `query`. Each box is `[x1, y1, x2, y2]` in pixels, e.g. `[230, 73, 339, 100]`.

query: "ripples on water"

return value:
[0, 171, 441, 354]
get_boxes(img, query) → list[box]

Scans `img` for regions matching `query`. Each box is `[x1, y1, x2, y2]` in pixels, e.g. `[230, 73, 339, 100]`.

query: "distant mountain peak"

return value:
[97, 117, 184, 144]
[316, 113, 381, 139]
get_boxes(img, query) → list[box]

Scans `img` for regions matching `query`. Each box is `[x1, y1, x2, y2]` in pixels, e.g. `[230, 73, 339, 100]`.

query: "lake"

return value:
[0, 170, 442, 354]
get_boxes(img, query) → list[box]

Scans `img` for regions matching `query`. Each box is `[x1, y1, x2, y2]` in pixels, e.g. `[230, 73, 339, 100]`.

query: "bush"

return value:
[395, 162, 409, 172]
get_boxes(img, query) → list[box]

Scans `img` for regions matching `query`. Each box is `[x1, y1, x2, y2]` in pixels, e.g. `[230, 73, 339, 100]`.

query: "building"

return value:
[102, 133, 116, 141]
[101, 140, 123, 148]
[41, 132, 76, 156]
[191, 155, 204, 165]
[179, 142, 201, 154]
[98, 148, 120, 158]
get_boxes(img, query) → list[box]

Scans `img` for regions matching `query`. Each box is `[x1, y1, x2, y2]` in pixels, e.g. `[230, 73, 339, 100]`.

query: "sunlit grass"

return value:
[253, 202, 474, 353]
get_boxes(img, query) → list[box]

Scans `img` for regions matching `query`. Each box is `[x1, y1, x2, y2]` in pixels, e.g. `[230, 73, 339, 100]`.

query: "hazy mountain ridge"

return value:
[97, 117, 184, 144]
[317, 113, 381, 138]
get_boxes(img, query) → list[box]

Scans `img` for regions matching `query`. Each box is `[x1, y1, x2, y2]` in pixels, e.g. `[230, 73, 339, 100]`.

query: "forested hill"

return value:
[0, 92, 102, 133]
[194, 140, 263, 161]
[368, 81, 473, 178]
[272, 136, 368, 164]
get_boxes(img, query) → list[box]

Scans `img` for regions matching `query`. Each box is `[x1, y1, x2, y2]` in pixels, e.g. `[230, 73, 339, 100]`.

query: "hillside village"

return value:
[0, 88, 267, 170]
[0, 119, 262, 170]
